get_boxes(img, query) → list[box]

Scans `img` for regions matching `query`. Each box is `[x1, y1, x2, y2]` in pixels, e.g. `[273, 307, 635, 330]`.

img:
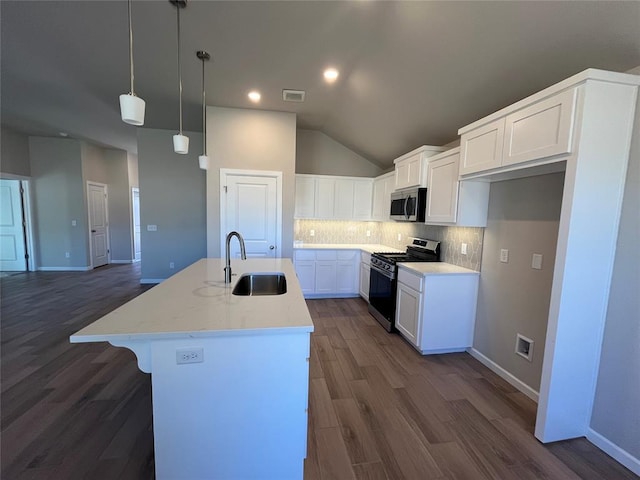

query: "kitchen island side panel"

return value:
[151, 332, 311, 480]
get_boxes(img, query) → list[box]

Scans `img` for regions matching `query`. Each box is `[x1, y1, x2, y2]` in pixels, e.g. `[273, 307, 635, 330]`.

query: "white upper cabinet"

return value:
[294, 176, 316, 218]
[502, 88, 577, 166]
[294, 174, 373, 220]
[371, 172, 394, 221]
[426, 148, 489, 227]
[459, 87, 578, 177]
[393, 145, 446, 190]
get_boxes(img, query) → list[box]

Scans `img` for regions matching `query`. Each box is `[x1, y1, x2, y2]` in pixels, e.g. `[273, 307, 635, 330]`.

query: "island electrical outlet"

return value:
[176, 348, 204, 364]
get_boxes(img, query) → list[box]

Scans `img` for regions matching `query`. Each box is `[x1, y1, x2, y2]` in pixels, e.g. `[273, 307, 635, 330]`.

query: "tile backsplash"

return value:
[294, 219, 484, 271]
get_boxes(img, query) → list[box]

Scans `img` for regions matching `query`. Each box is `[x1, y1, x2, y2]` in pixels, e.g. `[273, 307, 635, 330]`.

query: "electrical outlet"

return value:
[71, 220, 77, 227]
[397, 233, 402, 241]
[65, 252, 70, 258]
[532, 253, 543, 270]
[169, 262, 175, 269]
[366, 230, 371, 237]
[176, 348, 204, 364]
[310, 229, 315, 237]
[461, 243, 468, 255]
[147, 224, 158, 231]
[500, 249, 509, 263]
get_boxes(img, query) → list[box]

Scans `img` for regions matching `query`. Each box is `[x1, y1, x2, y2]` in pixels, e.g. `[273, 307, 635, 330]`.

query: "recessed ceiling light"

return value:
[248, 91, 261, 102]
[59, 132, 69, 137]
[324, 68, 339, 82]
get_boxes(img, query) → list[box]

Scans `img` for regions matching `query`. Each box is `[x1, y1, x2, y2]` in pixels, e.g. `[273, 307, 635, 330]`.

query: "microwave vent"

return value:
[282, 89, 305, 102]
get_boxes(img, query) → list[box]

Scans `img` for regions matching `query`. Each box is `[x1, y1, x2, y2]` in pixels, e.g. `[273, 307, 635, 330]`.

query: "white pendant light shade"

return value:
[120, 0, 145, 126]
[198, 155, 210, 170]
[173, 134, 189, 154]
[119, 94, 145, 126]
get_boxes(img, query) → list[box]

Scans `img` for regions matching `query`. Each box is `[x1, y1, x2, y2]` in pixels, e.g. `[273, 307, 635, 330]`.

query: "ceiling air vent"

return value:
[282, 89, 305, 102]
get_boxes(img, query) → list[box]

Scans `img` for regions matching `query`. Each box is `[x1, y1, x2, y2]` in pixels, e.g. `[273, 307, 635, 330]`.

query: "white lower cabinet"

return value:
[359, 251, 371, 302]
[395, 266, 479, 355]
[294, 249, 360, 298]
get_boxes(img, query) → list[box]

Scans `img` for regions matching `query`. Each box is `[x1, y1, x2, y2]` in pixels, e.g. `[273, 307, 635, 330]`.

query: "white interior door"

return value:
[0, 179, 27, 271]
[132, 187, 141, 262]
[88, 182, 109, 268]
[220, 170, 282, 258]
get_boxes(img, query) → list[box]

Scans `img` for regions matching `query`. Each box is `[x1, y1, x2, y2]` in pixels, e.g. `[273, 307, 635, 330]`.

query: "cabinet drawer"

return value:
[398, 268, 423, 292]
[503, 88, 577, 166]
[316, 250, 337, 261]
[294, 250, 316, 261]
[460, 118, 505, 175]
[337, 250, 357, 261]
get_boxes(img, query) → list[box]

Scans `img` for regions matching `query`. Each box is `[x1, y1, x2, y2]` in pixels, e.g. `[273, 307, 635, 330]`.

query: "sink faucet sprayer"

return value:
[224, 231, 246, 283]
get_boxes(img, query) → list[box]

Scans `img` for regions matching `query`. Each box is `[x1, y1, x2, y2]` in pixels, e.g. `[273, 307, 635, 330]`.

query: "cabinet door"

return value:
[315, 178, 336, 219]
[359, 262, 370, 301]
[460, 118, 505, 175]
[336, 260, 358, 294]
[372, 174, 393, 221]
[353, 180, 373, 220]
[294, 176, 316, 218]
[503, 88, 577, 167]
[315, 261, 337, 294]
[294, 260, 316, 295]
[395, 283, 421, 347]
[333, 179, 354, 219]
[395, 153, 422, 190]
[426, 152, 460, 224]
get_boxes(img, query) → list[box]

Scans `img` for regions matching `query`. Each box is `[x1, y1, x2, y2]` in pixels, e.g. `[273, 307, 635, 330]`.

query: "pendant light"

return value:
[119, 0, 145, 125]
[171, 0, 189, 154]
[197, 50, 211, 170]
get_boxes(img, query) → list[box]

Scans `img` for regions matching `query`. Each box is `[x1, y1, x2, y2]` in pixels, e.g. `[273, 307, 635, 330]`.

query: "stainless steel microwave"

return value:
[390, 187, 427, 222]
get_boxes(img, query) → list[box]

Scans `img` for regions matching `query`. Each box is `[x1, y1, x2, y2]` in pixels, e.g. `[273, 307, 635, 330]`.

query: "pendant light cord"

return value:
[128, 0, 135, 95]
[202, 57, 206, 155]
[177, 5, 183, 135]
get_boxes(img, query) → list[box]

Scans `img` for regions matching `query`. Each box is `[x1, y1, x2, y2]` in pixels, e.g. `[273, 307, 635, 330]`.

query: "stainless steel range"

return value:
[368, 238, 440, 332]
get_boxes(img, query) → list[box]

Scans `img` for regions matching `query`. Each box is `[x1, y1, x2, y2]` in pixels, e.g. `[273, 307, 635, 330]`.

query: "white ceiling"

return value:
[2, 1, 639, 168]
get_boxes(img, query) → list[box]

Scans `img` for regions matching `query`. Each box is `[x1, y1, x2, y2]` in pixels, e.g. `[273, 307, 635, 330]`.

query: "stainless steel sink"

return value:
[232, 273, 287, 296]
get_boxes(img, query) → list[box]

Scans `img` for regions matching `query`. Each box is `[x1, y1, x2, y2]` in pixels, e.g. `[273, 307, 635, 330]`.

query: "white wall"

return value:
[296, 129, 382, 177]
[137, 128, 206, 281]
[474, 173, 564, 392]
[206, 107, 297, 259]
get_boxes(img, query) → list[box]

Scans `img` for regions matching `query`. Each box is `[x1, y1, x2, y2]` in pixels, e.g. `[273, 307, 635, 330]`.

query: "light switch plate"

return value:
[461, 243, 468, 255]
[310, 229, 315, 237]
[532, 253, 543, 270]
[147, 224, 158, 231]
[500, 249, 509, 263]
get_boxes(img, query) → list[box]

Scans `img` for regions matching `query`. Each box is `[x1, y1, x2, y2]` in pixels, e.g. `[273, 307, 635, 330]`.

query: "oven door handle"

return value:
[371, 263, 395, 279]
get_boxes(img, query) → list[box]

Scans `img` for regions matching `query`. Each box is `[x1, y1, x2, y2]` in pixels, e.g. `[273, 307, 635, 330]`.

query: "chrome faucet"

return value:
[224, 231, 246, 283]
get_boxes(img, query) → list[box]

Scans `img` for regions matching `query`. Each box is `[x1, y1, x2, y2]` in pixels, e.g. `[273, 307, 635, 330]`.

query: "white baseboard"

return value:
[110, 260, 134, 264]
[38, 266, 91, 272]
[467, 347, 539, 402]
[587, 428, 640, 476]
[140, 278, 165, 284]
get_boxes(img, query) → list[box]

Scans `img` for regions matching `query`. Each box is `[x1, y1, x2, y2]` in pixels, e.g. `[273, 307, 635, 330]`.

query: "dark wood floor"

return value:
[1, 264, 637, 479]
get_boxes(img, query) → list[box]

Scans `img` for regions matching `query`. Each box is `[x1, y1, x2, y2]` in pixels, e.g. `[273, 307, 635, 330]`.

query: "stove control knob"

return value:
[385, 264, 390, 270]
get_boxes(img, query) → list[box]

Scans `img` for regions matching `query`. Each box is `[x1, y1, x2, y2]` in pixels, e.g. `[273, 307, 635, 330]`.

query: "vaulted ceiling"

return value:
[2, 1, 639, 168]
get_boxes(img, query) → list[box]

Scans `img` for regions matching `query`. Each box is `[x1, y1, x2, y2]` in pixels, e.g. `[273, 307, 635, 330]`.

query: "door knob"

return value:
[269, 245, 275, 250]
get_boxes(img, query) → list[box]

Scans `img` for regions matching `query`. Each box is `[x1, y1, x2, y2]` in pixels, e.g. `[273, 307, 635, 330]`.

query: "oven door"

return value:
[368, 264, 397, 332]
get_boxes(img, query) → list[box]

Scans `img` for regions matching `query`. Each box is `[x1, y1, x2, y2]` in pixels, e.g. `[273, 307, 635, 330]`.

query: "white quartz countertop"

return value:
[70, 258, 314, 343]
[294, 243, 402, 254]
[399, 262, 480, 276]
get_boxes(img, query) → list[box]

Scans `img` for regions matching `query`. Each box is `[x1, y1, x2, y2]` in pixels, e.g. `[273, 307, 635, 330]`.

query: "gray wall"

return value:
[296, 129, 382, 177]
[206, 107, 297, 259]
[474, 172, 564, 391]
[1, 127, 31, 177]
[104, 149, 134, 262]
[137, 128, 206, 281]
[590, 92, 640, 458]
[28, 137, 90, 268]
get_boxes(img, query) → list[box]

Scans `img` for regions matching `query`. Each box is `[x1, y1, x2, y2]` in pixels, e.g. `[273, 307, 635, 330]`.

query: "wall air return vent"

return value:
[282, 89, 306, 102]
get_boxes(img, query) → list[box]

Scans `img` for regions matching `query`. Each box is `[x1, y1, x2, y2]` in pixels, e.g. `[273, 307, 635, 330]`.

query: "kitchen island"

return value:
[70, 258, 314, 480]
